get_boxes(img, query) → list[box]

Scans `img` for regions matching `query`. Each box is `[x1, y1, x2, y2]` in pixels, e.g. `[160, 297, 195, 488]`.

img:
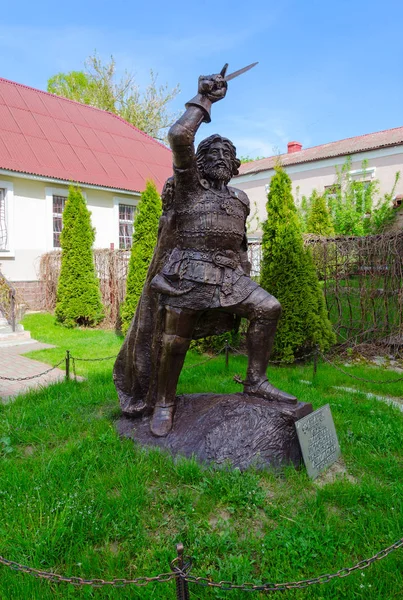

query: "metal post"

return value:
[174, 544, 190, 600]
[225, 339, 229, 370]
[10, 290, 16, 332]
[313, 345, 318, 379]
[65, 350, 70, 381]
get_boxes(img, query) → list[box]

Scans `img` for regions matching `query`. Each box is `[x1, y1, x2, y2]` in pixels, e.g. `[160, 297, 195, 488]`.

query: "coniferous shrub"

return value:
[306, 189, 335, 236]
[120, 180, 162, 334]
[260, 166, 336, 362]
[55, 187, 104, 327]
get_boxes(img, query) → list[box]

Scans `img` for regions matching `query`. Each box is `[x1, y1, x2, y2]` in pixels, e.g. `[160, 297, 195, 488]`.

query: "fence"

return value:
[39, 249, 130, 328]
[1, 538, 402, 597]
[2, 342, 403, 402]
[304, 231, 403, 353]
[0, 271, 17, 332]
[39, 233, 403, 353]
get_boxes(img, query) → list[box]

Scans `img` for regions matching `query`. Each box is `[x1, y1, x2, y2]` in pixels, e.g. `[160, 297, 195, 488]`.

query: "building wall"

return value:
[0, 173, 139, 287]
[233, 146, 403, 235]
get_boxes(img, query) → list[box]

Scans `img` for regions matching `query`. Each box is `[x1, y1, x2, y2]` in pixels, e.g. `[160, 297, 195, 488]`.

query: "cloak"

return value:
[113, 177, 239, 416]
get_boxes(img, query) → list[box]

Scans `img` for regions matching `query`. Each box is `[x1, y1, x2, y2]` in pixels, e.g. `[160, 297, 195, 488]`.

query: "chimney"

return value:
[287, 141, 302, 154]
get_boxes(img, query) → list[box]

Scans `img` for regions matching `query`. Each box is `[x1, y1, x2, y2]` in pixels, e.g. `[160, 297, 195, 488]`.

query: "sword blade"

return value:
[224, 62, 258, 82]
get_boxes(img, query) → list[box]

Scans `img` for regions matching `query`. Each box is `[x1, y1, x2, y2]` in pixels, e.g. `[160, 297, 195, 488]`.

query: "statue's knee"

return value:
[162, 333, 190, 355]
[270, 299, 282, 321]
[255, 296, 281, 322]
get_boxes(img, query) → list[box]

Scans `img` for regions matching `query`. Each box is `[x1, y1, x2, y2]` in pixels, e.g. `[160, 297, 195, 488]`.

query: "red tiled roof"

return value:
[237, 126, 403, 177]
[0, 77, 173, 193]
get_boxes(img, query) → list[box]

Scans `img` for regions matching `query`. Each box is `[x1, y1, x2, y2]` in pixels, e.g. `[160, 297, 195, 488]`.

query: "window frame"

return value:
[45, 186, 88, 250]
[0, 180, 15, 258]
[113, 196, 138, 250]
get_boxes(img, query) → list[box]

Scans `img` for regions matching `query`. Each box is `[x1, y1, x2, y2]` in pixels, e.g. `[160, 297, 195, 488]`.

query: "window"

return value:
[0, 181, 14, 256]
[53, 195, 67, 248]
[324, 184, 341, 199]
[0, 189, 7, 251]
[119, 204, 136, 249]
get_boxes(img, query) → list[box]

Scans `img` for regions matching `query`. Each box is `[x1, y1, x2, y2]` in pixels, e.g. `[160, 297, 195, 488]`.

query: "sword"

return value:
[220, 62, 258, 82]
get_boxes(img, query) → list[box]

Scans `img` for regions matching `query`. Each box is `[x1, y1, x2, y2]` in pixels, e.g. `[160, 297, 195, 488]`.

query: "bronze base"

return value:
[117, 393, 313, 471]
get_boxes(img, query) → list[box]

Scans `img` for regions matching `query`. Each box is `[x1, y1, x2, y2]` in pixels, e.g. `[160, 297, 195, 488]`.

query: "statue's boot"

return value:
[150, 333, 191, 437]
[243, 379, 297, 404]
[243, 319, 297, 405]
[150, 403, 176, 437]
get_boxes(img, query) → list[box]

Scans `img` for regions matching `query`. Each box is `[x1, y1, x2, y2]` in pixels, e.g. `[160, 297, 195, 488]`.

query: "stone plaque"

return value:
[295, 404, 340, 479]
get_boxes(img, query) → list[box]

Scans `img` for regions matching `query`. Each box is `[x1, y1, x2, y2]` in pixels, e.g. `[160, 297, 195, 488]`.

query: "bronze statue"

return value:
[114, 65, 297, 438]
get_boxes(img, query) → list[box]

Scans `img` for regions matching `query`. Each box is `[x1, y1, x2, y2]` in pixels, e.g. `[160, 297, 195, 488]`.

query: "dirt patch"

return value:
[24, 445, 35, 456]
[209, 509, 231, 528]
[314, 458, 358, 487]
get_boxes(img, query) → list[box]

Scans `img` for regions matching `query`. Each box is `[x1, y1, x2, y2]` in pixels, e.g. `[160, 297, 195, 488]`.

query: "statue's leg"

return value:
[150, 306, 199, 437]
[233, 288, 297, 404]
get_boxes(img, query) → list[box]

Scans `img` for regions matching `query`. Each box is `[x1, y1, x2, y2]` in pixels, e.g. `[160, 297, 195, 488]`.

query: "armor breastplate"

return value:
[176, 187, 246, 252]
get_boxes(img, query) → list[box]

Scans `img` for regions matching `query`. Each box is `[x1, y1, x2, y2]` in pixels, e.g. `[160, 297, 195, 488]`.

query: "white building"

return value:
[233, 127, 403, 236]
[0, 77, 172, 307]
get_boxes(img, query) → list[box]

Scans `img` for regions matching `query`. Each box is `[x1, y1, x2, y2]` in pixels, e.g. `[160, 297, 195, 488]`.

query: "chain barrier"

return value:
[70, 354, 117, 362]
[1, 538, 402, 594]
[185, 537, 403, 592]
[319, 351, 403, 385]
[0, 359, 65, 382]
[227, 344, 318, 365]
[0, 554, 176, 588]
[182, 345, 226, 370]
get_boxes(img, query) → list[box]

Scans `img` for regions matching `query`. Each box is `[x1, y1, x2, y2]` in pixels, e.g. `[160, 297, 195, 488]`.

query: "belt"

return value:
[179, 249, 240, 270]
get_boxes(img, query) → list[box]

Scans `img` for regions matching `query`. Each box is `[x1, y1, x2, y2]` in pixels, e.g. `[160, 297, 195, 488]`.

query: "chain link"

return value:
[0, 359, 65, 382]
[1, 538, 401, 590]
[70, 354, 117, 362]
[0, 555, 176, 587]
[183, 346, 225, 370]
[185, 537, 403, 592]
[227, 345, 317, 365]
[319, 352, 403, 384]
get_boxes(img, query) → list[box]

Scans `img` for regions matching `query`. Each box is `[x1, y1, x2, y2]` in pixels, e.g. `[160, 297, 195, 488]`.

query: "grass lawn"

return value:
[0, 313, 402, 599]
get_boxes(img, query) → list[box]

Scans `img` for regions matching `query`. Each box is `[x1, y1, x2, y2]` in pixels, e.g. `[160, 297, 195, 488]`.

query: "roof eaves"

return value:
[0, 166, 142, 195]
[238, 139, 403, 177]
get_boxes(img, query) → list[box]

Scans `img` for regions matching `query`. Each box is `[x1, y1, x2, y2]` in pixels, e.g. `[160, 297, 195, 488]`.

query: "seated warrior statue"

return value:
[147, 69, 297, 436]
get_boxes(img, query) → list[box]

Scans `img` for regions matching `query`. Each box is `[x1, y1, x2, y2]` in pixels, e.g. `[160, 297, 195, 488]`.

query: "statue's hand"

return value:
[198, 73, 228, 103]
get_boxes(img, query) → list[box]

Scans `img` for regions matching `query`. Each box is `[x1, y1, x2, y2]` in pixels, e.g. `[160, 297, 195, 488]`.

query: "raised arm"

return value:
[168, 71, 228, 170]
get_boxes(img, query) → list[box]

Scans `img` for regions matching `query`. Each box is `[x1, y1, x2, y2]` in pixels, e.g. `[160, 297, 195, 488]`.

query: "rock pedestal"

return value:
[117, 393, 313, 470]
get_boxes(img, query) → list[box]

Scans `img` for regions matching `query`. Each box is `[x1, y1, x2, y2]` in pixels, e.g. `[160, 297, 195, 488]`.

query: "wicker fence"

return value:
[304, 231, 403, 353]
[39, 233, 403, 352]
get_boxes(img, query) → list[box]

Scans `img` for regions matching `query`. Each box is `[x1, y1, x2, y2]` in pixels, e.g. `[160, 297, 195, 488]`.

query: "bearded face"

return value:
[201, 141, 234, 184]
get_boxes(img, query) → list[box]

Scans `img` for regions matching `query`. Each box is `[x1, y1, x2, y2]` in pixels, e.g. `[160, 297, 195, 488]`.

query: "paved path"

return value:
[0, 341, 66, 403]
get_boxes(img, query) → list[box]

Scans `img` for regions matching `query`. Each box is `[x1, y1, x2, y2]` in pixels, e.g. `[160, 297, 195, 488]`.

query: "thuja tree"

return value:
[306, 189, 335, 236]
[55, 187, 104, 327]
[120, 180, 162, 334]
[260, 166, 335, 362]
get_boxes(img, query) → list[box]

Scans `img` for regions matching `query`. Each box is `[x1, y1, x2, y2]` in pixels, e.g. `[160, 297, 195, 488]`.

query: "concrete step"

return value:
[0, 330, 32, 347]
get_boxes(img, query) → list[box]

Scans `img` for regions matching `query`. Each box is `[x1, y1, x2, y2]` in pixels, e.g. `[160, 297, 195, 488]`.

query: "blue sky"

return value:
[2, 0, 403, 158]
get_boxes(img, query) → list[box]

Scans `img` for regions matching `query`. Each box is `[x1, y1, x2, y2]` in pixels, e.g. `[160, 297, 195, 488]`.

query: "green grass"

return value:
[0, 313, 402, 599]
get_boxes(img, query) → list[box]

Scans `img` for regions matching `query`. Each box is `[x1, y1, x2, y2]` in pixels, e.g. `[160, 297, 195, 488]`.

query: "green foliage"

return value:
[55, 187, 104, 328]
[239, 155, 266, 164]
[261, 167, 335, 362]
[305, 189, 335, 236]
[298, 159, 401, 236]
[325, 158, 401, 235]
[47, 54, 180, 142]
[120, 181, 162, 334]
